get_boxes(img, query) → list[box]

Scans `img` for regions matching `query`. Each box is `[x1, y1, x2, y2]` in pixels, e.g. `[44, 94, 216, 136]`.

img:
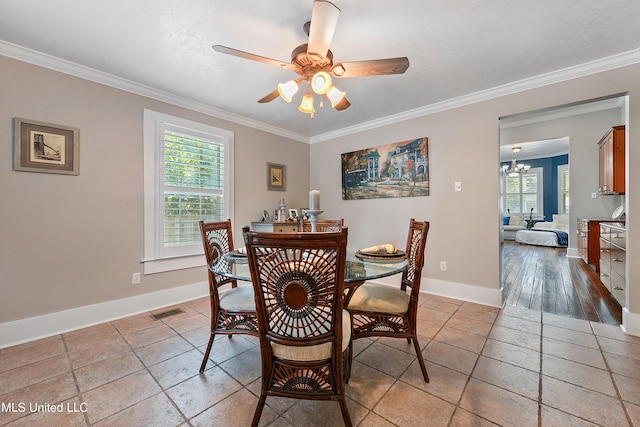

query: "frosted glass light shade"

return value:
[278, 80, 299, 102]
[326, 86, 346, 107]
[298, 92, 315, 115]
[311, 71, 332, 94]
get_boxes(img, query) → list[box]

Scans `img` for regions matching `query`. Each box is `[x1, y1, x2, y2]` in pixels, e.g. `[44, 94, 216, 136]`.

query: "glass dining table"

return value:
[209, 248, 408, 303]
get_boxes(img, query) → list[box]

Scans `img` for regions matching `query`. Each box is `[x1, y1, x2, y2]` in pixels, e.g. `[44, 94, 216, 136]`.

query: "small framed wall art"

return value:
[13, 118, 80, 175]
[267, 162, 286, 191]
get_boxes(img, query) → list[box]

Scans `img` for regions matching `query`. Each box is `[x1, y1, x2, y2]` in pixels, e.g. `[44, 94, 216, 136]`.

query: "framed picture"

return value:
[13, 118, 79, 175]
[288, 209, 299, 220]
[267, 162, 286, 191]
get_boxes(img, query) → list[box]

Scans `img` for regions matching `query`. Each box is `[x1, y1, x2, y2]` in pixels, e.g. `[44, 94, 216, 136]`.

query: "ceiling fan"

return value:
[212, 0, 410, 117]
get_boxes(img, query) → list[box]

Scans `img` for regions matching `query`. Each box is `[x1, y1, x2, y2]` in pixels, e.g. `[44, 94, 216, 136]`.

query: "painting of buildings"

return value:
[341, 137, 429, 200]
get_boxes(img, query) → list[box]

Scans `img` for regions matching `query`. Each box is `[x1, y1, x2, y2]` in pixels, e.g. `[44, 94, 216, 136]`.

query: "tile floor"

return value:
[1, 293, 640, 426]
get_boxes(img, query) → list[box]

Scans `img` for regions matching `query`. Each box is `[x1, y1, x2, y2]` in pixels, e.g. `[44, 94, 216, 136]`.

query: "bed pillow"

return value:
[509, 215, 522, 226]
[503, 216, 510, 225]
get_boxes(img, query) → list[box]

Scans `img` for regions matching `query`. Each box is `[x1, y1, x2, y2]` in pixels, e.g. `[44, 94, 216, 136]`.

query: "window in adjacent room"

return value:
[558, 164, 569, 214]
[503, 167, 543, 217]
[143, 110, 233, 274]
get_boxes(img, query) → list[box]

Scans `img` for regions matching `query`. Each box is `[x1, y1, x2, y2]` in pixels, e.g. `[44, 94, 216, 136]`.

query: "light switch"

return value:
[454, 182, 462, 192]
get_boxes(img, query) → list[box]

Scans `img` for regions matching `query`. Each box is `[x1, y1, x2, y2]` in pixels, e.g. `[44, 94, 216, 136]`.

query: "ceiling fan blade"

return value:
[333, 57, 410, 78]
[213, 45, 293, 69]
[258, 89, 280, 103]
[307, 1, 340, 62]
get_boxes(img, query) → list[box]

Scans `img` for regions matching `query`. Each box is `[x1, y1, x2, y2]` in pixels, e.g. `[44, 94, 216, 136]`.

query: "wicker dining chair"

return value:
[243, 226, 352, 427]
[301, 218, 344, 232]
[198, 220, 258, 372]
[347, 218, 430, 382]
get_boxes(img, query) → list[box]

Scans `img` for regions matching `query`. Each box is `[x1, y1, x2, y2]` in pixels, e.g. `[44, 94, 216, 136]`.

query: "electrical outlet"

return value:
[454, 182, 462, 192]
[440, 261, 447, 271]
[132, 272, 141, 285]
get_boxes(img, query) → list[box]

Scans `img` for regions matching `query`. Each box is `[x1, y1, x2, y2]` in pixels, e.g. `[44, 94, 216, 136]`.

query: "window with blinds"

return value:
[162, 126, 225, 247]
[558, 164, 569, 214]
[143, 109, 233, 273]
[504, 167, 543, 217]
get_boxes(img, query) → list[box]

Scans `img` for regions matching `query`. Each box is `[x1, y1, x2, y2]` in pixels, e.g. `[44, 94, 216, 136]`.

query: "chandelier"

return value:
[502, 146, 531, 177]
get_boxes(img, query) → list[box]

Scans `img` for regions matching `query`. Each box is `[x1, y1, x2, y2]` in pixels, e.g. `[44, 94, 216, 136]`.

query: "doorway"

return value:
[499, 95, 627, 323]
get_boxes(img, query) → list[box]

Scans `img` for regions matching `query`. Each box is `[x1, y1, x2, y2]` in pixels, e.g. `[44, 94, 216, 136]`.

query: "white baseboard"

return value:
[0, 281, 208, 349]
[622, 307, 640, 337]
[423, 278, 503, 308]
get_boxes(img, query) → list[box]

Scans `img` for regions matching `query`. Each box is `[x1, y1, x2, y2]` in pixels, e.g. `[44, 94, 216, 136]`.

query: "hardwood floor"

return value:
[502, 241, 622, 325]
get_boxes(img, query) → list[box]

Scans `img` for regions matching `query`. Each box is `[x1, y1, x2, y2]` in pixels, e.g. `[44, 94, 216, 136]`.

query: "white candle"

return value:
[309, 190, 320, 210]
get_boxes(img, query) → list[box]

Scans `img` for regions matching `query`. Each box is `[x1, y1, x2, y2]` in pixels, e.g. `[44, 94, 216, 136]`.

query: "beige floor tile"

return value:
[93, 393, 185, 427]
[161, 312, 210, 334]
[500, 305, 542, 323]
[460, 378, 538, 426]
[449, 408, 500, 426]
[0, 335, 61, 355]
[374, 381, 455, 427]
[421, 297, 461, 314]
[426, 340, 479, 376]
[74, 351, 144, 392]
[179, 324, 212, 348]
[542, 313, 592, 334]
[456, 302, 500, 323]
[134, 335, 194, 367]
[147, 348, 203, 389]
[376, 335, 427, 354]
[488, 324, 541, 351]
[604, 352, 640, 380]
[542, 337, 606, 369]
[0, 355, 70, 395]
[414, 318, 444, 341]
[494, 314, 541, 335]
[416, 306, 453, 326]
[355, 341, 416, 378]
[626, 401, 640, 426]
[482, 338, 540, 372]
[542, 354, 616, 397]
[82, 371, 161, 424]
[591, 322, 640, 344]
[541, 375, 628, 426]
[190, 388, 273, 427]
[218, 345, 262, 384]
[111, 313, 158, 335]
[68, 337, 131, 369]
[472, 355, 539, 400]
[434, 326, 486, 353]
[0, 338, 66, 372]
[123, 323, 177, 349]
[401, 361, 468, 404]
[613, 373, 640, 405]
[345, 360, 395, 409]
[3, 397, 88, 427]
[358, 411, 397, 427]
[542, 324, 598, 349]
[0, 374, 78, 425]
[63, 324, 121, 353]
[446, 314, 494, 337]
[184, 296, 211, 315]
[540, 404, 600, 426]
[598, 335, 640, 360]
[280, 398, 367, 427]
[165, 366, 242, 419]
[202, 334, 258, 365]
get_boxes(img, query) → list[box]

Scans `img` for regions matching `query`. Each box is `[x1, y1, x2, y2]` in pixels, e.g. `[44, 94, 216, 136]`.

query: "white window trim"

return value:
[143, 109, 234, 274]
[558, 164, 569, 215]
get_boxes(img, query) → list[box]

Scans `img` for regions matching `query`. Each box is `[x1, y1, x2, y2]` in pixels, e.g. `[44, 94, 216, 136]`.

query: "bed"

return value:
[515, 214, 569, 248]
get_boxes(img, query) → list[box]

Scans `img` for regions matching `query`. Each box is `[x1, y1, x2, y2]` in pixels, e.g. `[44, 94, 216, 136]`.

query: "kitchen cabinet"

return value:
[598, 125, 625, 195]
[599, 223, 626, 307]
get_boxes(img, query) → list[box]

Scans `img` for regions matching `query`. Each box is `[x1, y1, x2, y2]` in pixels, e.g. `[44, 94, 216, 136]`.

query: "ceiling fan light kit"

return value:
[212, 0, 409, 118]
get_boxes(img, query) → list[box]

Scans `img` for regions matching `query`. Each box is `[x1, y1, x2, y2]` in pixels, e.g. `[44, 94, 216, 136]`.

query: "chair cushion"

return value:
[347, 283, 409, 314]
[271, 310, 351, 362]
[219, 285, 255, 312]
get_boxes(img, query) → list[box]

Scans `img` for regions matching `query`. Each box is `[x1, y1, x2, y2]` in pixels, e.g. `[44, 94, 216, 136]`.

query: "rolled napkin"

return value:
[360, 243, 397, 254]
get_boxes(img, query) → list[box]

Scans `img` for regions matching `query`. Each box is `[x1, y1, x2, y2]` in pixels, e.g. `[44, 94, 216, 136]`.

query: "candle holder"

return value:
[301, 209, 324, 232]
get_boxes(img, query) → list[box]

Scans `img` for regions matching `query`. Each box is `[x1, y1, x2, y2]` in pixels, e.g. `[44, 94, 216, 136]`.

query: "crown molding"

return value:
[310, 48, 640, 143]
[2, 40, 639, 145]
[0, 40, 309, 143]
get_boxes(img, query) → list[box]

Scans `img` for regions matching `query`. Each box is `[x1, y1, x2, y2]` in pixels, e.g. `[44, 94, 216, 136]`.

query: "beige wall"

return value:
[0, 56, 310, 325]
[310, 64, 640, 335]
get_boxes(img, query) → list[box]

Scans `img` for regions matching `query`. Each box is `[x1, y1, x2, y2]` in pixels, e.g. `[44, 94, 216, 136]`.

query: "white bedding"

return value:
[515, 228, 565, 247]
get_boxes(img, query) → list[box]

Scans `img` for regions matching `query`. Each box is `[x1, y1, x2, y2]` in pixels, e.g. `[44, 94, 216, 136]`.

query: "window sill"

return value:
[142, 254, 206, 275]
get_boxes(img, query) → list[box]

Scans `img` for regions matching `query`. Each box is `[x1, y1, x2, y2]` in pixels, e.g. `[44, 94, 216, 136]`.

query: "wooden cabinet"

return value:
[251, 222, 299, 232]
[598, 125, 625, 195]
[599, 223, 626, 307]
[577, 218, 617, 272]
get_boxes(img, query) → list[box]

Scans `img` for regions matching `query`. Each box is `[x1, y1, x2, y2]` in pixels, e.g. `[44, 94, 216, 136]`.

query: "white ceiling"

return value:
[1, 0, 639, 142]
